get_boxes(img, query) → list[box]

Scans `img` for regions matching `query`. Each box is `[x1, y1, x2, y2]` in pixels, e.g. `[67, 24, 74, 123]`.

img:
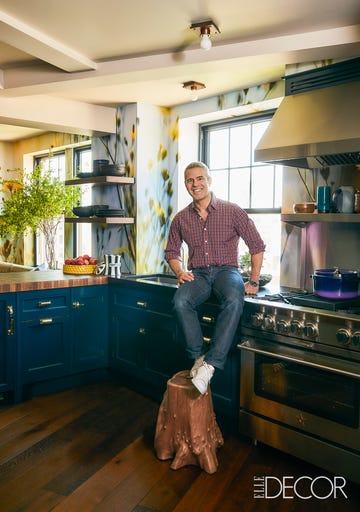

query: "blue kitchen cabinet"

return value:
[70, 285, 109, 372]
[109, 280, 240, 418]
[0, 293, 16, 402]
[18, 288, 72, 384]
[109, 282, 188, 397]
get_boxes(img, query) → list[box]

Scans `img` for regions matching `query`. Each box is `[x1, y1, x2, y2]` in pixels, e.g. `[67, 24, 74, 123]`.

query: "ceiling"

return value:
[0, 0, 359, 140]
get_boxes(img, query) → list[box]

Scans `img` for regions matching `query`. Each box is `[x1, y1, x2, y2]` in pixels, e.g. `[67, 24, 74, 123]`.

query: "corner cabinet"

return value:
[64, 175, 135, 225]
[71, 285, 108, 372]
[0, 294, 16, 402]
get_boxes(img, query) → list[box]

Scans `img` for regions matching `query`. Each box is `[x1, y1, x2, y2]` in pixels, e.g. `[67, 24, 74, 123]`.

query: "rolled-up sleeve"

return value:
[235, 209, 266, 255]
[165, 214, 183, 262]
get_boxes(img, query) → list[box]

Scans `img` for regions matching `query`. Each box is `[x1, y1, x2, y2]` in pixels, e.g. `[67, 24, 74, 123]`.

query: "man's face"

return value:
[184, 167, 212, 202]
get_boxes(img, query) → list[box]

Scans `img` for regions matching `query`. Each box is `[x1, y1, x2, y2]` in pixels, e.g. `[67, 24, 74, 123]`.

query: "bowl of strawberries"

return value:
[63, 254, 98, 275]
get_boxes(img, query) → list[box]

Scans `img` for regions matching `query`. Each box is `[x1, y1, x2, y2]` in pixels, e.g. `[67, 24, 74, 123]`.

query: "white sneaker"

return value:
[191, 361, 214, 394]
[190, 355, 205, 378]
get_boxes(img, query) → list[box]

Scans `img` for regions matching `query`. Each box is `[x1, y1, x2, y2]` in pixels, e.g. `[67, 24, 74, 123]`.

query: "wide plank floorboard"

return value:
[0, 381, 358, 511]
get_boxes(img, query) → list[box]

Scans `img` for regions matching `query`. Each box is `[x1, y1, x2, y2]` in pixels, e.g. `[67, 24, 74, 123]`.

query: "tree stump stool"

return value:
[154, 370, 224, 474]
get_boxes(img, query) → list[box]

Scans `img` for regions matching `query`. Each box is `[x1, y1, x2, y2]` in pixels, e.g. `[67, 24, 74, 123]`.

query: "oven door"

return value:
[238, 338, 360, 452]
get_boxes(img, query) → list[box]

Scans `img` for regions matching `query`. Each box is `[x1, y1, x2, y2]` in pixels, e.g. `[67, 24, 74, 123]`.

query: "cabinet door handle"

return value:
[139, 327, 146, 335]
[7, 305, 14, 335]
[72, 301, 85, 308]
[203, 336, 212, 343]
[136, 301, 148, 308]
[39, 318, 53, 325]
[38, 300, 52, 307]
[201, 315, 215, 323]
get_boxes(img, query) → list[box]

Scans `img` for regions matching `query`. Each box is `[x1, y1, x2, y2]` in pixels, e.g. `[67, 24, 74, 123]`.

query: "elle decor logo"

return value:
[253, 476, 348, 500]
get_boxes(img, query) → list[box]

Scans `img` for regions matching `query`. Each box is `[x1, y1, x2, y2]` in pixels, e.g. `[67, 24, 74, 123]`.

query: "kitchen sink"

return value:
[129, 274, 178, 287]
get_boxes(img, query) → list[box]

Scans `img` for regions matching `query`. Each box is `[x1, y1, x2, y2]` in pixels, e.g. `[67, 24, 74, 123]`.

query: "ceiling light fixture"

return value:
[183, 80, 206, 101]
[190, 19, 220, 51]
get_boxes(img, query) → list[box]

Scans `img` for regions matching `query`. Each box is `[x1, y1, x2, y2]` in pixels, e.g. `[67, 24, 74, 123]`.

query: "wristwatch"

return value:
[249, 280, 259, 287]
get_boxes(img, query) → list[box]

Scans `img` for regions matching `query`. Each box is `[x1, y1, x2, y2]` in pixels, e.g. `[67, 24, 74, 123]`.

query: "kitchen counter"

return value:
[0, 270, 108, 293]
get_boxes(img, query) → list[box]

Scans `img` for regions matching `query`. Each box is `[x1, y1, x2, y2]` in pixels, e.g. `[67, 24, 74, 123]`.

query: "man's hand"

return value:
[177, 271, 194, 286]
[245, 281, 259, 296]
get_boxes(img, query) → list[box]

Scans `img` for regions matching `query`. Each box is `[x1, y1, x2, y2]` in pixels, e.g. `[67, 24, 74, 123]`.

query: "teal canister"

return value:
[317, 186, 331, 213]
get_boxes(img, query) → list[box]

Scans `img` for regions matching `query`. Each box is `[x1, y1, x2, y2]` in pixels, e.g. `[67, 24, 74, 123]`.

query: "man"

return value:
[165, 161, 265, 394]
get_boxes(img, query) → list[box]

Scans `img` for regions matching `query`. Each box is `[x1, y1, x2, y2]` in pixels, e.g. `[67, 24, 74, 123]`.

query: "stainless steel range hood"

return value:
[255, 81, 360, 169]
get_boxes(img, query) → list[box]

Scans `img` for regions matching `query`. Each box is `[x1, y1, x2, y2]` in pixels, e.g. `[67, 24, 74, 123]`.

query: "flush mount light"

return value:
[190, 19, 220, 51]
[183, 80, 206, 101]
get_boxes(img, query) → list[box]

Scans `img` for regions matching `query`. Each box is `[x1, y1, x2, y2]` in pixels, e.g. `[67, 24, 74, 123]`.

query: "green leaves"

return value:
[0, 166, 81, 238]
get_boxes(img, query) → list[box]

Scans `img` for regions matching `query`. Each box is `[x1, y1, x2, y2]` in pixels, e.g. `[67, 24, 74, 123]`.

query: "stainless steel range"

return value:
[238, 292, 360, 484]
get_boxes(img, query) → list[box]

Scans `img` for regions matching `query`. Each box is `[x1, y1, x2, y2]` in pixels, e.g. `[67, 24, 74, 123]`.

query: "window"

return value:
[73, 147, 92, 256]
[34, 144, 92, 267]
[35, 151, 66, 267]
[200, 114, 282, 282]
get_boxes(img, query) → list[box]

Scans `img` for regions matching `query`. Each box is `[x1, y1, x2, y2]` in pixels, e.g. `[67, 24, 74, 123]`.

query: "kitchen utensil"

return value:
[311, 268, 360, 299]
[293, 202, 315, 213]
[317, 186, 331, 213]
[332, 186, 355, 213]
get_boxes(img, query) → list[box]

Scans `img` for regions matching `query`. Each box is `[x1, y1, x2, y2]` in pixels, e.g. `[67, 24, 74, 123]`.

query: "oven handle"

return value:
[237, 339, 360, 379]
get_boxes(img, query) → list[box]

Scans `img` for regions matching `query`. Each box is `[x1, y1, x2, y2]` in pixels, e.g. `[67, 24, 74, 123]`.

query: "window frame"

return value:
[200, 110, 280, 213]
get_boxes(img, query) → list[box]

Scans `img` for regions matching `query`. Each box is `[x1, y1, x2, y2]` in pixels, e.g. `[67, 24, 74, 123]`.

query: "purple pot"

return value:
[311, 268, 360, 299]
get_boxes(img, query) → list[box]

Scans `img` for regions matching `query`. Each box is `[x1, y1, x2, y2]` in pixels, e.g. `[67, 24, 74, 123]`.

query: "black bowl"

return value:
[93, 204, 109, 215]
[72, 206, 95, 217]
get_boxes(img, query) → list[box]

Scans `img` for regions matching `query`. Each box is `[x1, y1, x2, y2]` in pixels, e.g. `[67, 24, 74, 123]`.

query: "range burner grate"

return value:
[264, 292, 360, 311]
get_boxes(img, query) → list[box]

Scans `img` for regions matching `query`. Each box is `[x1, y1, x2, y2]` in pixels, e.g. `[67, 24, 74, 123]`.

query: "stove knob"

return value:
[303, 322, 318, 338]
[263, 315, 275, 330]
[290, 319, 304, 335]
[276, 319, 290, 334]
[250, 312, 263, 327]
[352, 331, 360, 346]
[336, 328, 352, 346]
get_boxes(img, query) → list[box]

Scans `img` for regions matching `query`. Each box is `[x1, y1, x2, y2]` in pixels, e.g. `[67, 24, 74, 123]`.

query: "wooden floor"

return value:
[0, 381, 359, 512]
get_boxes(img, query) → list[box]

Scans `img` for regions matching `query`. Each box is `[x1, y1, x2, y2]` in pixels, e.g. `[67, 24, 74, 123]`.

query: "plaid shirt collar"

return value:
[190, 192, 217, 213]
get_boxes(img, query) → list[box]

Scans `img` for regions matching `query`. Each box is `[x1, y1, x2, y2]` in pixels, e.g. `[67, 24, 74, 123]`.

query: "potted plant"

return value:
[0, 166, 81, 269]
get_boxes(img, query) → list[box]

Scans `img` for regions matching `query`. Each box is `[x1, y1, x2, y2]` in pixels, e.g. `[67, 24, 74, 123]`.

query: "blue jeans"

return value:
[173, 266, 245, 370]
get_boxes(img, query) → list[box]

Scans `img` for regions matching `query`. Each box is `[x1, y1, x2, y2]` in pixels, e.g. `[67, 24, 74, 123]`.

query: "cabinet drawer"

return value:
[19, 289, 70, 320]
[111, 286, 174, 316]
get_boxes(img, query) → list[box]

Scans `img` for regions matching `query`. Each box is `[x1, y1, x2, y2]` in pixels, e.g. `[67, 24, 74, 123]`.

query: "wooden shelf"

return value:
[281, 213, 360, 226]
[65, 176, 135, 186]
[65, 217, 134, 224]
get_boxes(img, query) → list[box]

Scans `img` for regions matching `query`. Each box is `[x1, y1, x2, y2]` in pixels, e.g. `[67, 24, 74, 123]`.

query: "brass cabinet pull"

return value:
[38, 300, 52, 307]
[39, 318, 53, 325]
[72, 301, 85, 308]
[203, 336, 212, 343]
[136, 301, 148, 308]
[202, 315, 215, 323]
[139, 327, 146, 335]
[7, 305, 14, 335]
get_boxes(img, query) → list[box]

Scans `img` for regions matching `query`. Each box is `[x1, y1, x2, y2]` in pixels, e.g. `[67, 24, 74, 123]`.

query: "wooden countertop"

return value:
[0, 270, 108, 293]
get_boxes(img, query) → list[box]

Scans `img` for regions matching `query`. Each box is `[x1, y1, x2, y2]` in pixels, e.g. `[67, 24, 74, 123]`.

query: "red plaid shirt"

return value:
[165, 193, 265, 269]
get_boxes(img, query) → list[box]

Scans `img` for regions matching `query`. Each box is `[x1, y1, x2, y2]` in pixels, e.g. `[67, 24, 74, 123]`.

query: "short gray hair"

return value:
[184, 161, 211, 178]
